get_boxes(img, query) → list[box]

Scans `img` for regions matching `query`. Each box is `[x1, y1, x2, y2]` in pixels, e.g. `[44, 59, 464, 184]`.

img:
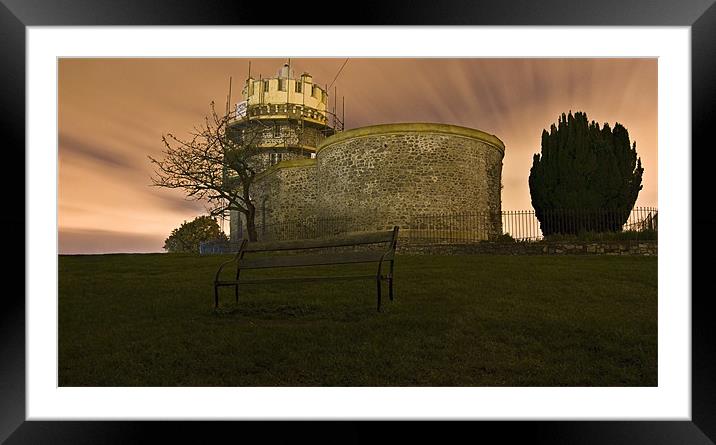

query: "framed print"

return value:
[2, 0, 715, 443]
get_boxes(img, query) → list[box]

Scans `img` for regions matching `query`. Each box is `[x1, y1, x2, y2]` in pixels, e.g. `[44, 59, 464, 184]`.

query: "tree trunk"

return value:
[245, 204, 258, 242]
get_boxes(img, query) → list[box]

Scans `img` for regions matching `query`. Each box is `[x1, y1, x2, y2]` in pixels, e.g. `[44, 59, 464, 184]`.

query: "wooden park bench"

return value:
[213, 226, 399, 312]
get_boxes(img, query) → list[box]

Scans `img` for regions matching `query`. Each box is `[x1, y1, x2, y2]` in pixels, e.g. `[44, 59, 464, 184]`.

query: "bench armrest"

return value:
[214, 257, 237, 283]
[213, 239, 247, 283]
[377, 227, 399, 274]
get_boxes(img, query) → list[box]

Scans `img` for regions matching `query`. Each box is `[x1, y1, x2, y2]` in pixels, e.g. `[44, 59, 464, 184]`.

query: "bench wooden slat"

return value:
[217, 274, 380, 285]
[243, 230, 396, 252]
[238, 250, 393, 270]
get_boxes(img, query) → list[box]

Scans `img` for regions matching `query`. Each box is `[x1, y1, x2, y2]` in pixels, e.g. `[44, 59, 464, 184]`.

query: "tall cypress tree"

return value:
[529, 111, 644, 235]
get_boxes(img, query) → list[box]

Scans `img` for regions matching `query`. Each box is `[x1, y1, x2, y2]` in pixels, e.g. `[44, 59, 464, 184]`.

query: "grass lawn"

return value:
[58, 254, 657, 386]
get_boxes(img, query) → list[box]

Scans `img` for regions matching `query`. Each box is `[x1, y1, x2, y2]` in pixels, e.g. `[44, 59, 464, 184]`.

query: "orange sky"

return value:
[58, 58, 657, 254]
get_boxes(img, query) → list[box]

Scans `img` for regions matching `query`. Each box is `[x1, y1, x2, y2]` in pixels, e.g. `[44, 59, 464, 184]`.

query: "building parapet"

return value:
[317, 122, 505, 155]
[255, 157, 317, 181]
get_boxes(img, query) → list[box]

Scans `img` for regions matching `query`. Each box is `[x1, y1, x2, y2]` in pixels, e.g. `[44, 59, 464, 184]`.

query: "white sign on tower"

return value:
[236, 101, 248, 118]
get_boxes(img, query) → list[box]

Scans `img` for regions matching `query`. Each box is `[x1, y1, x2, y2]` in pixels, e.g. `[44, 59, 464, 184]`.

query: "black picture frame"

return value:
[2, 0, 714, 443]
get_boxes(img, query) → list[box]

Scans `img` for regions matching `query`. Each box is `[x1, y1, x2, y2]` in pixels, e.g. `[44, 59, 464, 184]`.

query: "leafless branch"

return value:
[148, 101, 272, 227]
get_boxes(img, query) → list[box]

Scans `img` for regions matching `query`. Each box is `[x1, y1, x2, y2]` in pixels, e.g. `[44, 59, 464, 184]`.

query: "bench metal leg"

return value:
[214, 282, 239, 309]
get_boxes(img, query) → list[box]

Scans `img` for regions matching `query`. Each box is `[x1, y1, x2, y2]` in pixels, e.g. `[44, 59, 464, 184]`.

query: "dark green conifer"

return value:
[529, 111, 644, 235]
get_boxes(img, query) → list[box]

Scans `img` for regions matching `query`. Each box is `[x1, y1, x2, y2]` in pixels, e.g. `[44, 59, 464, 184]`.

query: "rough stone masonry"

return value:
[237, 122, 506, 241]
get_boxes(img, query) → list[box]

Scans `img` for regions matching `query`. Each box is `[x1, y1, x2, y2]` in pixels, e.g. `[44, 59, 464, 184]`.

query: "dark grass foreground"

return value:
[58, 254, 657, 386]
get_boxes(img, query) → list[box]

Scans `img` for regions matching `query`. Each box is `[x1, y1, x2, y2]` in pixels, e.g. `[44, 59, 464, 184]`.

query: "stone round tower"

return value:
[227, 63, 342, 241]
[315, 123, 505, 240]
[228, 63, 340, 168]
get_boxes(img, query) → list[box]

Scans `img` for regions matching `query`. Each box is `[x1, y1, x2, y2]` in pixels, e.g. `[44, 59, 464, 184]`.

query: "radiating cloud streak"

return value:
[58, 58, 657, 254]
[59, 132, 134, 169]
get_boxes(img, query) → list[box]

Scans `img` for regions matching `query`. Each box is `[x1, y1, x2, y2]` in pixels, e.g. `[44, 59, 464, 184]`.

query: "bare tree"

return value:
[149, 101, 274, 242]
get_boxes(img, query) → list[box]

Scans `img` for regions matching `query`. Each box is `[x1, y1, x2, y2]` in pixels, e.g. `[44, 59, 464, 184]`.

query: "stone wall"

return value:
[250, 159, 317, 239]
[398, 240, 658, 256]
[315, 123, 505, 238]
[246, 147, 312, 173]
[202, 239, 657, 256]
[252, 124, 327, 151]
[231, 122, 506, 242]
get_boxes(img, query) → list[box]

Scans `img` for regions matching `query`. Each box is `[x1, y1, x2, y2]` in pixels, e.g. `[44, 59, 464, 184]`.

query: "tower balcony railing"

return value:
[228, 103, 344, 132]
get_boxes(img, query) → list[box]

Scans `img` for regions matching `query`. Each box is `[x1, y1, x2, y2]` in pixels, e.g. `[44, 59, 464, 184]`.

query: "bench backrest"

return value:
[241, 226, 399, 253]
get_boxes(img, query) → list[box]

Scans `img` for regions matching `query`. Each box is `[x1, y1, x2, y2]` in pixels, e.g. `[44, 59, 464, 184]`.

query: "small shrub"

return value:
[164, 215, 228, 253]
[495, 233, 516, 243]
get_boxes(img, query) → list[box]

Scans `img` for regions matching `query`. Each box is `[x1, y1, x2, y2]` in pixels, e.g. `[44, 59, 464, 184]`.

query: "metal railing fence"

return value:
[199, 207, 658, 253]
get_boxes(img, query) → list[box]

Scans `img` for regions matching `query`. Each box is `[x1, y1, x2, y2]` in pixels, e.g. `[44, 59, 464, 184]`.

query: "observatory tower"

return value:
[228, 63, 344, 240]
[227, 63, 343, 167]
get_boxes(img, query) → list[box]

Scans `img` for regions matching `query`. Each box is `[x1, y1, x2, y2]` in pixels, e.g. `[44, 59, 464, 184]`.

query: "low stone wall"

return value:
[201, 238, 657, 256]
[397, 240, 657, 256]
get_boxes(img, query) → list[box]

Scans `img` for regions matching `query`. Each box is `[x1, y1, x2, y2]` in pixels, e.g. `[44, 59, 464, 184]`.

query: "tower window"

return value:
[263, 80, 269, 92]
[312, 85, 318, 97]
[295, 81, 302, 93]
[278, 79, 286, 91]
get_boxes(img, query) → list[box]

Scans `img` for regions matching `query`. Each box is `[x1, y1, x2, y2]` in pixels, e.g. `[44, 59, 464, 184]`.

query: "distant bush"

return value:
[164, 215, 228, 253]
[495, 233, 517, 243]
